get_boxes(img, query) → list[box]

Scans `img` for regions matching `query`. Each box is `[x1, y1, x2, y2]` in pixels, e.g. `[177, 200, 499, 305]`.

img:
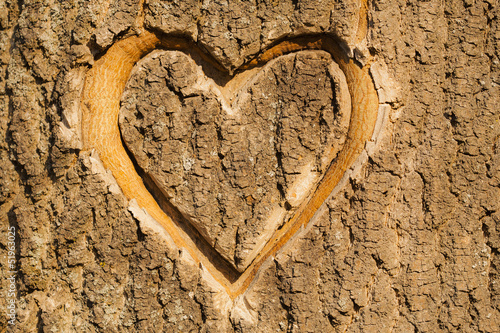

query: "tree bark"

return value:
[1, 0, 499, 332]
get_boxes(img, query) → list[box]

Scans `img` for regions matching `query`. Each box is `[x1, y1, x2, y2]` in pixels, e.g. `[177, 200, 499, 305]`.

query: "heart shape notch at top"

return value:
[119, 49, 352, 273]
[81, 31, 379, 298]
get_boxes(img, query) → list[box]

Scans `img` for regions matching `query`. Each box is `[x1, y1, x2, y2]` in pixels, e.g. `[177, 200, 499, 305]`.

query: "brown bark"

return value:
[0, 0, 499, 332]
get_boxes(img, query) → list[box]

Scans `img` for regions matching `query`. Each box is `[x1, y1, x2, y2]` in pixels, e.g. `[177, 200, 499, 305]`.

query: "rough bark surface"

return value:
[0, 0, 499, 333]
[119, 49, 350, 271]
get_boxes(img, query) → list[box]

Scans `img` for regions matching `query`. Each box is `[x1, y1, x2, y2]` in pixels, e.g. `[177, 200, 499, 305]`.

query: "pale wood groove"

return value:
[81, 31, 379, 298]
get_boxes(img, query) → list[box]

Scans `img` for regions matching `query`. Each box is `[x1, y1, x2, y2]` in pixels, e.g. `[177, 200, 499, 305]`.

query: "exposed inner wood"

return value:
[81, 31, 379, 298]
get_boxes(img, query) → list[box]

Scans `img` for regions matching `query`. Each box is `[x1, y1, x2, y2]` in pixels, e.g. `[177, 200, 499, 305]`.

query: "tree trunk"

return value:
[1, 0, 499, 332]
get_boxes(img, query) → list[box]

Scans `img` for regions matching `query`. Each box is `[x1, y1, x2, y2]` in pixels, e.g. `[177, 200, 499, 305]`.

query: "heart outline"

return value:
[81, 31, 379, 298]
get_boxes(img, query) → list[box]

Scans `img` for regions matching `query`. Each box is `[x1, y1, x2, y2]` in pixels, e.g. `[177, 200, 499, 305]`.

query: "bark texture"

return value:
[0, 0, 499, 332]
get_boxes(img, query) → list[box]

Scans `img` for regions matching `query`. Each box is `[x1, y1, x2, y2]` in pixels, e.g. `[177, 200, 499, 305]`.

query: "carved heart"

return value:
[81, 32, 379, 297]
[119, 49, 351, 272]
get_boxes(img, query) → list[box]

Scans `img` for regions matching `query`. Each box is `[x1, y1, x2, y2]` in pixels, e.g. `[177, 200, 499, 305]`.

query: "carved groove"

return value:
[81, 31, 379, 298]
